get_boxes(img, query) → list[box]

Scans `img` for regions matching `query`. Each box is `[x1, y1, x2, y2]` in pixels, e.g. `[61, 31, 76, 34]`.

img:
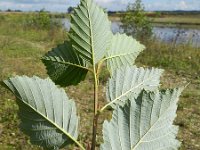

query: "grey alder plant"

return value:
[3, 0, 184, 150]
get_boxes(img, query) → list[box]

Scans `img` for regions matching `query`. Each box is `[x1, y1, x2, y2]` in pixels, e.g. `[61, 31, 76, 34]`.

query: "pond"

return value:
[62, 19, 200, 47]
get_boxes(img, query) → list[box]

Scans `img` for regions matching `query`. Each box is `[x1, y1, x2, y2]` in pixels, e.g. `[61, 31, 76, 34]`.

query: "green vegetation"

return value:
[151, 14, 200, 26]
[121, 0, 152, 40]
[0, 12, 67, 150]
[110, 13, 200, 27]
[0, 4, 200, 150]
[23, 10, 56, 30]
[2, 0, 183, 149]
[137, 40, 200, 150]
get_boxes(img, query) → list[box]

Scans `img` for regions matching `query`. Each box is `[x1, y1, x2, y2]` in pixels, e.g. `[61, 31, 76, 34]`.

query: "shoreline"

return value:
[1, 12, 200, 27]
[108, 15, 200, 27]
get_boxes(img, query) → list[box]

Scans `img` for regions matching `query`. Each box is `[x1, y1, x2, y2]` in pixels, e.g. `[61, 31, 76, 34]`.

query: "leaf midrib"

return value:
[131, 96, 177, 150]
[104, 52, 138, 61]
[101, 75, 158, 111]
[42, 57, 92, 72]
[86, 0, 96, 68]
[12, 91, 85, 150]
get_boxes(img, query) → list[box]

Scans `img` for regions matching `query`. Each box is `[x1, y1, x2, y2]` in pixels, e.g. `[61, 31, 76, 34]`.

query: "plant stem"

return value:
[91, 114, 99, 150]
[91, 66, 99, 150]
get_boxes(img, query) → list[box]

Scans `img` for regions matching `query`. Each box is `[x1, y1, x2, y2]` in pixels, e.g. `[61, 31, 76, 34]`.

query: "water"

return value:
[153, 27, 200, 47]
[62, 19, 70, 31]
[62, 19, 200, 47]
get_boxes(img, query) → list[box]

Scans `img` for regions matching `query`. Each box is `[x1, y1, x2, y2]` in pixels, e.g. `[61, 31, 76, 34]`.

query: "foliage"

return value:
[4, 76, 80, 149]
[0, 14, 5, 23]
[67, 7, 74, 14]
[23, 11, 62, 30]
[101, 88, 183, 150]
[104, 66, 164, 108]
[121, 0, 153, 40]
[3, 0, 183, 150]
[137, 39, 200, 76]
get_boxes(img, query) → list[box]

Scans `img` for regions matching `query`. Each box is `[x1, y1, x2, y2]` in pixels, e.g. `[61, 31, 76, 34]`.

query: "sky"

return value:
[0, 0, 199, 12]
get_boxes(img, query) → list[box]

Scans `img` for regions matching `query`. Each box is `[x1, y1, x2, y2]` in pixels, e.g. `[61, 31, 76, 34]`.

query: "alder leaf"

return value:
[106, 33, 145, 74]
[42, 41, 88, 87]
[69, 0, 112, 64]
[101, 66, 163, 111]
[101, 88, 183, 150]
[3, 76, 82, 150]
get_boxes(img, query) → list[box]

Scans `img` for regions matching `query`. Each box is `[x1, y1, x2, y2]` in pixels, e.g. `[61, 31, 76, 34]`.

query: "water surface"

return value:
[62, 19, 200, 47]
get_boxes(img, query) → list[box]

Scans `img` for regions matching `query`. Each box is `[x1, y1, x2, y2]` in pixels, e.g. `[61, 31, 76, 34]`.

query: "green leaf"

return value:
[101, 88, 183, 150]
[69, 0, 112, 64]
[3, 76, 84, 150]
[106, 33, 145, 74]
[101, 66, 163, 111]
[42, 41, 88, 87]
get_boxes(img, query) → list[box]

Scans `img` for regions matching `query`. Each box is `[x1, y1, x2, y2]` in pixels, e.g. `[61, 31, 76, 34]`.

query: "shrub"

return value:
[0, 14, 6, 23]
[3, 0, 183, 150]
[121, 0, 153, 41]
[23, 11, 62, 30]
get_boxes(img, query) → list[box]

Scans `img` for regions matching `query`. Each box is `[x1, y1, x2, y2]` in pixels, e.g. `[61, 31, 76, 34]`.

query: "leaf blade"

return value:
[70, 0, 112, 64]
[42, 41, 88, 87]
[101, 88, 183, 150]
[3, 76, 84, 150]
[106, 34, 145, 74]
[101, 66, 164, 111]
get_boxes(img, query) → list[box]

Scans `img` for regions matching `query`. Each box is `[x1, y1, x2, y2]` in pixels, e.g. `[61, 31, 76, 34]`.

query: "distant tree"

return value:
[15, 10, 22, 12]
[67, 6, 74, 14]
[6, 9, 12, 12]
[155, 11, 162, 17]
[40, 8, 46, 12]
[25, 9, 51, 29]
[103, 8, 107, 13]
[121, 0, 152, 41]
[36, 10, 51, 29]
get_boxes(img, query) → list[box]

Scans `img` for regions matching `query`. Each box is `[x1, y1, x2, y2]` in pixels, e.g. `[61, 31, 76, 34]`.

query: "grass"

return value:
[109, 14, 200, 27]
[151, 14, 200, 26]
[0, 13, 200, 150]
